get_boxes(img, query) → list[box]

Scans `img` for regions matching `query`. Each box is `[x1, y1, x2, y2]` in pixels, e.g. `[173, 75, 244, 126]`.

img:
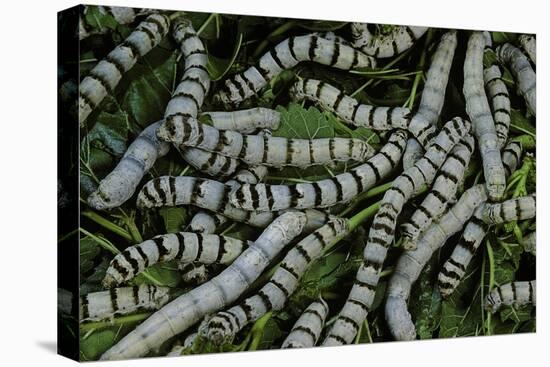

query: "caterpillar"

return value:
[179, 263, 211, 286]
[403, 31, 458, 168]
[202, 108, 280, 134]
[401, 134, 475, 249]
[385, 183, 489, 341]
[518, 35, 536, 65]
[496, 43, 536, 116]
[189, 165, 269, 233]
[464, 31, 506, 201]
[322, 117, 470, 346]
[80, 284, 170, 322]
[523, 231, 536, 255]
[229, 130, 409, 211]
[483, 57, 511, 148]
[79, 6, 138, 40]
[136, 176, 330, 231]
[290, 78, 411, 131]
[481, 194, 536, 224]
[157, 115, 375, 167]
[203, 219, 348, 344]
[437, 141, 523, 298]
[79, 13, 170, 124]
[100, 211, 307, 360]
[350, 23, 428, 58]
[485, 280, 536, 313]
[282, 299, 330, 348]
[214, 34, 377, 105]
[102, 233, 249, 288]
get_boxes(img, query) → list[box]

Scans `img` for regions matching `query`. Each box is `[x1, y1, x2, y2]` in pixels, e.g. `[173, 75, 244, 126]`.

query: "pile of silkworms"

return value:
[73, 7, 536, 360]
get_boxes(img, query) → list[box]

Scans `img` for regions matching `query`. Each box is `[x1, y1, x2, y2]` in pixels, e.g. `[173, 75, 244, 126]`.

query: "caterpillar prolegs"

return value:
[101, 211, 307, 360]
[485, 280, 536, 313]
[215, 34, 376, 105]
[350, 23, 428, 58]
[282, 299, 329, 348]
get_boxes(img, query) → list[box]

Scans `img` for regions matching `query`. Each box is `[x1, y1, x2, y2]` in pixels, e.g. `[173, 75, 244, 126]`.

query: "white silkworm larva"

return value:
[102, 233, 248, 287]
[215, 34, 376, 105]
[401, 134, 475, 249]
[290, 78, 411, 131]
[87, 120, 170, 210]
[350, 23, 428, 58]
[496, 43, 536, 116]
[229, 130, 409, 211]
[485, 280, 536, 313]
[79, 13, 170, 123]
[437, 140, 523, 297]
[322, 117, 470, 345]
[189, 165, 269, 233]
[136, 176, 330, 231]
[80, 284, 170, 322]
[179, 263, 211, 285]
[481, 194, 536, 224]
[403, 31, 458, 168]
[464, 32, 506, 201]
[483, 58, 511, 148]
[201, 108, 281, 134]
[157, 115, 375, 167]
[518, 35, 536, 65]
[100, 211, 307, 360]
[203, 219, 347, 344]
[385, 184, 489, 341]
[523, 231, 536, 255]
[282, 299, 330, 348]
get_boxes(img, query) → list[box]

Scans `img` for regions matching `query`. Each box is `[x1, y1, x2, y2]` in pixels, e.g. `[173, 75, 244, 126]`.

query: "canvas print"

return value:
[57, 4, 536, 361]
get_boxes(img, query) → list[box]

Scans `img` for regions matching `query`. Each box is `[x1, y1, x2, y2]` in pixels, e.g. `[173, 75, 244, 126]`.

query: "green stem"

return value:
[348, 201, 382, 232]
[407, 30, 433, 109]
[58, 228, 78, 243]
[510, 123, 536, 138]
[80, 312, 152, 333]
[253, 21, 296, 58]
[248, 312, 273, 351]
[485, 239, 495, 335]
[79, 228, 119, 255]
[81, 211, 133, 241]
[197, 13, 217, 36]
[339, 182, 392, 216]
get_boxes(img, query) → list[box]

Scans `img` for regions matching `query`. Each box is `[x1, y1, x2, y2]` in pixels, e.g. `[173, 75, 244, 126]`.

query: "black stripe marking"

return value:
[349, 298, 369, 313]
[312, 182, 323, 207]
[350, 170, 364, 194]
[270, 48, 285, 70]
[280, 262, 300, 279]
[175, 233, 187, 260]
[109, 288, 119, 312]
[295, 244, 312, 263]
[308, 36, 319, 60]
[330, 41, 341, 66]
[288, 36, 298, 61]
[270, 279, 290, 298]
[332, 92, 346, 112]
[122, 250, 141, 275]
[152, 236, 170, 261]
[293, 325, 317, 341]
[366, 161, 381, 181]
[257, 290, 274, 311]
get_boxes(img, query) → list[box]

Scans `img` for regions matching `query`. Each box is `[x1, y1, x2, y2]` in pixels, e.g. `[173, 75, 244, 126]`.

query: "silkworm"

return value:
[401, 134, 475, 249]
[485, 280, 536, 313]
[87, 120, 170, 210]
[322, 117, 470, 345]
[202, 108, 280, 134]
[157, 115, 375, 167]
[518, 35, 536, 65]
[229, 130, 409, 211]
[189, 165, 269, 233]
[136, 176, 329, 231]
[464, 32, 506, 201]
[481, 194, 536, 224]
[282, 299, 330, 348]
[496, 43, 536, 116]
[80, 284, 170, 322]
[483, 60, 511, 148]
[385, 184, 489, 341]
[350, 23, 428, 58]
[79, 13, 170, 123]
[204, 219, 347, 344]
[179, 263, 211, 286]
[214, 34, 376, 105]
[290, 78, 411, 131]
[100, 211, 307, 360]
[403, 31, 458, 168]
[437, 141, 523, 298]
[103, 233, 249, 288]
[523, 231, 536, 255]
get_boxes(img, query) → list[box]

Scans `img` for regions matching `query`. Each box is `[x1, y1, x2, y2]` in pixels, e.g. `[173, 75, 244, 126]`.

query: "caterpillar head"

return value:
[156, 115, 190, 144]
[201, 313, 236, 346]
[484, 291, 502, 313]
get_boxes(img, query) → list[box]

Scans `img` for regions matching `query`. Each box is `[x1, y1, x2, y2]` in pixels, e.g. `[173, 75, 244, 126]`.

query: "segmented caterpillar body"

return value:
[79, 6, 138, 40]
[204, 219, 348, 344]
[403, 31, 458, 168]
[481, 194, 536, 224]
[179, 263, 211, 286]
[103, 233, 249, 287]
[496, 43, 536, 116]
[464, 32, 506, 201]
[385, 184, 489, 340]
[350, 23, 428, 58]
[215, 34, 376, 105]
[229, 130, 408, 211]
[282, 299, 329, 348]
[290, 78, 411, 131]
[483, 60, 511, 148]
[202, 108, 280, 134]
[100, 212, 306, 360]
[322, 117, 470, 345]
[80, 284, 170, 322]
[518, 35, 536, 65]
[136, 176, 329, 231]
[523, 231, 536, 255]
[485, 280, 536, 313]
[79, 14, 170, 123]
[157, 115, 375, 167]
[401, 134, 475, 249]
